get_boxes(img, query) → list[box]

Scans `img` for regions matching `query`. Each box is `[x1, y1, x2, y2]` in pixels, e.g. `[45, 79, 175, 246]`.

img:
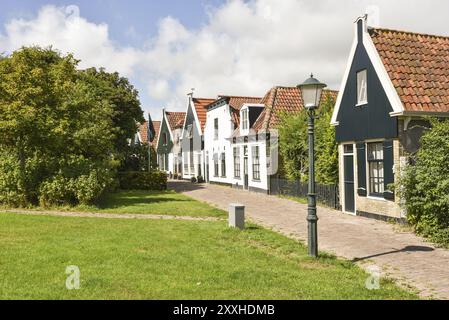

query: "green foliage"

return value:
[120, 144, 157, 172]
[398, 118, 449, 247]
[0, 47, 144, 207]
[117, 171, 167, 191]
[78, 68, 144, 158]
[278, 94, 338, 184]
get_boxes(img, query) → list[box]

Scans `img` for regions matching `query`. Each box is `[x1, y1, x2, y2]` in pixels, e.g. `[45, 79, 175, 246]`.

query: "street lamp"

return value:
[298, 74, 327, 258]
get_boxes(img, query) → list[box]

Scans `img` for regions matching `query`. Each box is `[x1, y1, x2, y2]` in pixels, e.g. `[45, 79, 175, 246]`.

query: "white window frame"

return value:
[357, 69, 368, 106]
[242, 109, 249, 130]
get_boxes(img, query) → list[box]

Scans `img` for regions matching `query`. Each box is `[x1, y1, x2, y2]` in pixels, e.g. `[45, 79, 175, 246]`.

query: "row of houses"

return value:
[138, 16, 449, 222]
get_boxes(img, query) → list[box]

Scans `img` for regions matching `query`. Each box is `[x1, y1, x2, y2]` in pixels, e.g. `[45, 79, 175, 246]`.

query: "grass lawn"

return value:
[0, 213, 417, 300]
[8, 190, 226, 218]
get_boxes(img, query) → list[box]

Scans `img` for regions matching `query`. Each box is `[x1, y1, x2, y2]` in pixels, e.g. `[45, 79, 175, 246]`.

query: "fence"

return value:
[269, 177, 340, 210]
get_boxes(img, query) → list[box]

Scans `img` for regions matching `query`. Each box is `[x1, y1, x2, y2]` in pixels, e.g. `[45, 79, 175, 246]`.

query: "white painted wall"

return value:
[204, 103, 235, 185]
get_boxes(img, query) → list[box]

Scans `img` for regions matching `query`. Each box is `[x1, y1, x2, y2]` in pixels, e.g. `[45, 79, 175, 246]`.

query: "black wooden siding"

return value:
[335, 20, 398, 143]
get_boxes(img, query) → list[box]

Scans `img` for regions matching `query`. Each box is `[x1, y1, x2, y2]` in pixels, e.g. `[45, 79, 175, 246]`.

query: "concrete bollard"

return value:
[229, 204, 245, 230]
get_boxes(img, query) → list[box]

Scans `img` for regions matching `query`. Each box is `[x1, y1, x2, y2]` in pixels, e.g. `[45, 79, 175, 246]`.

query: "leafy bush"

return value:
[118, 171, 167, 190]
[0, 47, 144, 208]
[190, 177, 197, 183]
[278, 93, 338, 184]
[197, 176, 205, 183]
[398, 119, 449, 247]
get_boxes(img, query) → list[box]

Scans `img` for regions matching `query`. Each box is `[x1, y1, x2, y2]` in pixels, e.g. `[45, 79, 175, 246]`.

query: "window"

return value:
[367, 142, 384, 196]
[266, 134, 271, 169]
[344, 144, 354, 154]
[189, 138, 194, 173]
[252, 146, 260, 181]
[357, 70, 368, 105]
[163, 132, 168, 146]
[220, 153, 226, 177]
[234, 147, 241, 178]
[214, 154, 219, 177]
[242, 109, 249, 130]
[214, 118, 219, 140]
[186, 124, 193, 138]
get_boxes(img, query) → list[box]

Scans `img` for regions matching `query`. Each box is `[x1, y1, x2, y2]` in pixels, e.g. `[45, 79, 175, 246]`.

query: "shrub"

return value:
[38, 165, 116, 207]
[118, 171, 167, 190]
[190, 177, 197, 183]
[197, 176, 205, 183]
[398, 118, 449, 247]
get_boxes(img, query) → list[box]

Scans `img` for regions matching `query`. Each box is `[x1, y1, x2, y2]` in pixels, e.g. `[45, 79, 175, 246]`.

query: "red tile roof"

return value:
[192, 98, 215, 132]
[370, 27, 449, 113]
[219, 95, 262, 111]
[138, 121, 161, 147]
[152, 121, 161, 146]
[253, 87, 338, 131]
[165, 111, 186, 131]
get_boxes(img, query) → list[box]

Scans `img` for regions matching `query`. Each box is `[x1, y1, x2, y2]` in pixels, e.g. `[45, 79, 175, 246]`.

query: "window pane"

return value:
[357, 70, 367, 104]
[344, 144, 354, 154]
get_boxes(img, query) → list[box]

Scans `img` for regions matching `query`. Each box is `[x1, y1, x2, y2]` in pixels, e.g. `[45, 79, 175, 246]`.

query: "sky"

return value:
[1, 0, 448, 120]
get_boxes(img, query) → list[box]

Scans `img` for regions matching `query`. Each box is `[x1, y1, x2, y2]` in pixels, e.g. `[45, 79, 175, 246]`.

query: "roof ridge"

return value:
[193, 97, 215, 101]
[370, 27, 449, 40]
[165, 111, 186, 114]
[219, 95, 262, 99]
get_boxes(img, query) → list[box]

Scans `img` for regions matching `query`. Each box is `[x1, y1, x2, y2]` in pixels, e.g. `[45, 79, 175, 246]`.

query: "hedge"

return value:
[398, 118, 449, 247]
[117, 171, 167, 191]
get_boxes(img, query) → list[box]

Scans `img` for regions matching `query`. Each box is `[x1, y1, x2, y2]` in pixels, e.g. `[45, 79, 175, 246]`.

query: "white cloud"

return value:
[0, 5, 141, 77]
[1, 1, 449, 120]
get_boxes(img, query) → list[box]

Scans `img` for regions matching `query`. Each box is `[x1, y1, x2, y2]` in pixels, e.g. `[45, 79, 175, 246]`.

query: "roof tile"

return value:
[370, 27, 449, 113]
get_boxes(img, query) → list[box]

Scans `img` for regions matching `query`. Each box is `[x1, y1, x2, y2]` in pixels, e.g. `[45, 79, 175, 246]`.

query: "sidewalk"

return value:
[170, 180, 449, 300]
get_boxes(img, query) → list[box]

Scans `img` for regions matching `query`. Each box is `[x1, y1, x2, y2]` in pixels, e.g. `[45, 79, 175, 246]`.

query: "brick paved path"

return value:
[170, 181, 449, 300]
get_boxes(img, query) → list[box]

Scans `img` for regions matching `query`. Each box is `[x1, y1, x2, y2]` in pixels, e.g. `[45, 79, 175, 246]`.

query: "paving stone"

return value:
[171, 181, 449, 300]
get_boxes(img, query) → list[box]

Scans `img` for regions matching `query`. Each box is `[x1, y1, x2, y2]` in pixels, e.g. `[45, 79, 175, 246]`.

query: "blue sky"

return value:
[1, 0, 448, 120]
[0, 0, 223, 46]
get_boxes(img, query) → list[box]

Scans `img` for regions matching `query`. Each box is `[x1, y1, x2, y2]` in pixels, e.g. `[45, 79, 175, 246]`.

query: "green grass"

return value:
[7, 190, 226, 218]
[0, 213, 417, 300]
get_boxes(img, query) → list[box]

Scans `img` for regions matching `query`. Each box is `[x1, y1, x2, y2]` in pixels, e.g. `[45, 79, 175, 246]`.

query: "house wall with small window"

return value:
[333, 18, 405, 221]
[204, 101, 234, 185]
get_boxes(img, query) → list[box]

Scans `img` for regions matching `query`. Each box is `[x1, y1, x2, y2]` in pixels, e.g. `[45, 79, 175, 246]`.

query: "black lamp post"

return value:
[298, 74, 327, 258]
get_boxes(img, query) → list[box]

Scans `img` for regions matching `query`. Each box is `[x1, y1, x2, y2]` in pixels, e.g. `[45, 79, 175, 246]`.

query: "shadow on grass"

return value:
[96, 195, 190, 210]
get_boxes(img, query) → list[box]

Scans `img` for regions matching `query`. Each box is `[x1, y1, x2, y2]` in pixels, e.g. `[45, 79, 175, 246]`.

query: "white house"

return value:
[204, 96, 261, 185]
[228, 86, 337, 193]
[180, 95, 215, 180]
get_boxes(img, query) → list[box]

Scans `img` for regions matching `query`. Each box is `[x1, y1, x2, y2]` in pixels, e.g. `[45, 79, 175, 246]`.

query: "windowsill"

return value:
[252, 179, 261, 182]
[356, 102, 368, 107]
[221, 176, 226, 178]
[234, 177, 241, 180]
[367, 195, 387, 202]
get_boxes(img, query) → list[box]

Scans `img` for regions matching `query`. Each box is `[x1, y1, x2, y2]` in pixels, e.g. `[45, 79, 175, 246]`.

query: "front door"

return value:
[244, 157, 249, 190]
[344, 153, 355, 213]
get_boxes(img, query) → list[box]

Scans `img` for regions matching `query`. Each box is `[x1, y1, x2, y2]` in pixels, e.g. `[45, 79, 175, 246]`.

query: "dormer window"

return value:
[357, 69, 368, 106]
[242, 109, 249, 130]
[163, 133, 168, 146]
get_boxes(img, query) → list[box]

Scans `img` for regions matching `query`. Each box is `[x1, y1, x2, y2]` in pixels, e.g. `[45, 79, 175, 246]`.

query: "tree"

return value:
[78, 68, 144, 160]
[398, 118, 449, 246]
[0, 47, 144, 207]
[278, 95, 338, 184]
